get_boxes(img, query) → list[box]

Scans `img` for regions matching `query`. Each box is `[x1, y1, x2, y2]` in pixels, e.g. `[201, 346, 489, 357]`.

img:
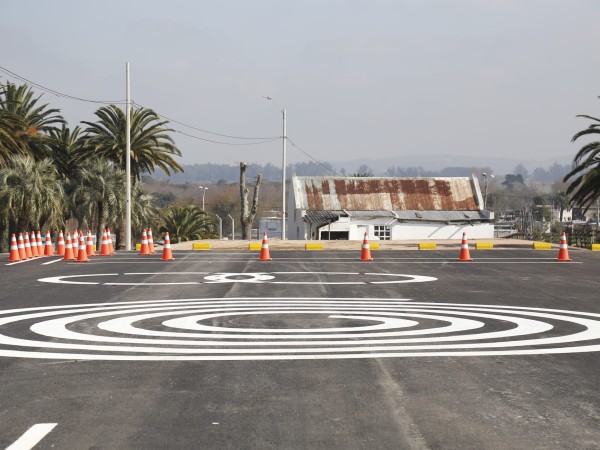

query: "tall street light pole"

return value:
[125, 62, 132, 251]
[264, 96, 287, 240]
[199, 186, 208, 211]
[482, 173, 488, 210]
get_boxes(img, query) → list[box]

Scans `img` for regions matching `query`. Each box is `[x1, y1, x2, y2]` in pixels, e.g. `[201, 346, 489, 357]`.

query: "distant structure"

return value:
[258, 213, 283, 239]
[288, 175, 493, 240]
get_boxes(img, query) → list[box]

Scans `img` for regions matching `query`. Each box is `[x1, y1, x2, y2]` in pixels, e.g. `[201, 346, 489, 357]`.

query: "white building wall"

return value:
[311, 216, 493, 240]
[345, 221, 493, 240]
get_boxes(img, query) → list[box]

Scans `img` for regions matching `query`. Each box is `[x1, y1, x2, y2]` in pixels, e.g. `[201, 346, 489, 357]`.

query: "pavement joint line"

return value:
[5, 423, 57, 450]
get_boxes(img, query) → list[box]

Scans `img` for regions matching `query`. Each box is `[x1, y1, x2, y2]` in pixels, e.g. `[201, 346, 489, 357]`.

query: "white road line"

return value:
[41, 258, 63, 265]
[6, 423, 57, 450]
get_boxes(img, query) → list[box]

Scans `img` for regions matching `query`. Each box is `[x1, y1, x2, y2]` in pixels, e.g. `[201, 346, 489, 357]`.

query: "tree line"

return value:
[0, 81, 215, 251]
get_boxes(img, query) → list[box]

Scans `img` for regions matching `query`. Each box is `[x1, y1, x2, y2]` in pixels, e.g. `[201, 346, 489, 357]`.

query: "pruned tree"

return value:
[240, 162, 262, 239]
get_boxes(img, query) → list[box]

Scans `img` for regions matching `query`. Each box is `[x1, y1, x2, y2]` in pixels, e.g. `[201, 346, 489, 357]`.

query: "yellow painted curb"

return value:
[475, 242, 494, 250]
[591, 243, 600, 251]
[369, 243, 380, 250]
[193, 242, 211, 251]
[135, 243, 141, 251]
[249, 243, 262, 251]
[533, 242, 552, 250]
[418, 242, 437, 250]
[305, 243, 323, 251]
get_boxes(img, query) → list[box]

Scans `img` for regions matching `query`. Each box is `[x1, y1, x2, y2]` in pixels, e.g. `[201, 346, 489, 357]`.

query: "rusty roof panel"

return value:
[293, 176, 480, 211]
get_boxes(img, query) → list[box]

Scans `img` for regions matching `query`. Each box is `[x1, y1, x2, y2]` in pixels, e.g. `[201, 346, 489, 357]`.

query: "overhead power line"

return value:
[0, 65, 126, 104]
[287, 138, 339, 175]
[174, 129, 281, 146]
[0, 65, 281, 142]
[0, 65, 339, 167]
[132, 100, 279, 141]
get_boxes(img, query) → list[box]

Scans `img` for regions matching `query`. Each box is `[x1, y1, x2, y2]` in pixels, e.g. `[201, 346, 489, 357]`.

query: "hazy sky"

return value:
[2, 0, 599, 168]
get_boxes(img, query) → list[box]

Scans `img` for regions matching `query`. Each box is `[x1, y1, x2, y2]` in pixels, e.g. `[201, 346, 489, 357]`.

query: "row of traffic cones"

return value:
[8, 229, 573, 263]
[254, 231, 573, 262]
[62, 229, 115, 262]
[8, 229, 115, 262]
[136, 228, 174, 261]
[456, 231, 572, 262]
[7, 231, 49, 261]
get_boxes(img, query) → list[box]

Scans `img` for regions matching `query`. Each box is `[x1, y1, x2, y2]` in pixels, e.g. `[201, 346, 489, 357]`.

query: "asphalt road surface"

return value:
[0, 249, 599, 449]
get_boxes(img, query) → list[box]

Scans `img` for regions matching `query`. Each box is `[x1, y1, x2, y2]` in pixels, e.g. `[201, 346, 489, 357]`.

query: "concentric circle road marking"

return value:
[38, 272, 438, 285]
[0, 298, 599, 360]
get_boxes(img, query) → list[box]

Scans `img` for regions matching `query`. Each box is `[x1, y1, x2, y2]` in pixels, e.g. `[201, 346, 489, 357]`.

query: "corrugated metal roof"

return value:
[292, 176, 482, 211]
[304, 210, 344, 226]
[303, 209, 488, 224]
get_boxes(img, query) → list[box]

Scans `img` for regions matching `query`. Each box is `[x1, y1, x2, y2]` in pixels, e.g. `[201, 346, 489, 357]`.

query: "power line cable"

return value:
[174, 129, 281, 146]
[287, 137, 339, 175]
[0, 65, 126, 104]
[132, 100, 279, 140]
[129, 102, 281, 147]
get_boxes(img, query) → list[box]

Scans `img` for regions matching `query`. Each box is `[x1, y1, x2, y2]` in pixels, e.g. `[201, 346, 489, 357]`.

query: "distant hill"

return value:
[152, 153, 574, 183]
[331, 153, 573, 176]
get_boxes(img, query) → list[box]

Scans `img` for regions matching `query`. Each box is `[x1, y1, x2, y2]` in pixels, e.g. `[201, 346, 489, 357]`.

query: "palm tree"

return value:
[131, 183, 159, 232]
[0, 156, 65, 237]
[564, 113, 600, 210]
[0, 82, 64, 162]
[0, 109, 27, 166]
[79, 105, 183, 180]
[69, 158, 125, 245]
[160, 205, 216, 243]
[47, 125, 84, 179]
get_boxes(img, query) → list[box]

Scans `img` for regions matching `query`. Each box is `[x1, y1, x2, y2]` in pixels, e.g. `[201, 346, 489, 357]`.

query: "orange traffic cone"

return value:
[107, 228, 115, 254]
[72, 230, 79, 258]
[360, 232, 373, 261]
[24, 233, 33, 259]
[99, 230, 110, 256]
[44, 231, 53, 256]
[8, 234, 20, 262]
[55, 230, 65, 256]
[258, 232, 272, 261]
[18, 233, 26, 260]
[147, 228, 155, 254]
[557, 232, 572, 262]
[63, 233, 75, 261]
[458, 232, 473, 261]
[86, 230, 96, 256]
[30, 232, 38, 257]
[36, 231, 43, 256]
[139, 229, 150, 255]
[76, 235, 89, 262]
[161, 232, 175, 261]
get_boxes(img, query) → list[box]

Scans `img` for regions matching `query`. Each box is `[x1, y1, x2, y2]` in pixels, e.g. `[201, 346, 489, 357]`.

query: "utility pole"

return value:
[264, 96, 287, 240]
[282, 108, 287, 240]
[125, 62, 132, 251]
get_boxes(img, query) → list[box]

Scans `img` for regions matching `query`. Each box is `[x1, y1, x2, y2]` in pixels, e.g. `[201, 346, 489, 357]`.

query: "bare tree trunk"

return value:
[240, 162, 262, 239]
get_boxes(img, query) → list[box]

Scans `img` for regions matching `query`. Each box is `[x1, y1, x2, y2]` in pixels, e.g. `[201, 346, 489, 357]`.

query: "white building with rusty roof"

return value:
[288, 175, 494, 240]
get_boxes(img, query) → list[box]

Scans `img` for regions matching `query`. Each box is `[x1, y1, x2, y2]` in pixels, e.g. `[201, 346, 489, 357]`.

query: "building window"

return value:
[374, 225, 391, 240]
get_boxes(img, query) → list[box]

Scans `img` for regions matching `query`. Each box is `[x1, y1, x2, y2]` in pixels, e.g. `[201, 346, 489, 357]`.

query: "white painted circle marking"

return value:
[0, 298, 598, 360]
[38, 272, 438, 285]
